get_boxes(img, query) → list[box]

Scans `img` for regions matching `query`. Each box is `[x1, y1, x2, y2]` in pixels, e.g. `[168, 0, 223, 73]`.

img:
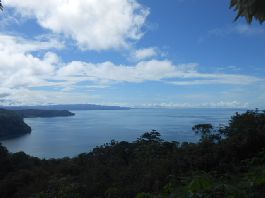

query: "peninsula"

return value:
[0, 108, 74, 139]
[0, 109, 31, 139]
[13, 109, 75, 118]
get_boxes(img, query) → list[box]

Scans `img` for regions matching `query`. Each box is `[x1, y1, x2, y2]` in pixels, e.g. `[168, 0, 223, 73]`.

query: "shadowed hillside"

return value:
[0, 109, 31, 140]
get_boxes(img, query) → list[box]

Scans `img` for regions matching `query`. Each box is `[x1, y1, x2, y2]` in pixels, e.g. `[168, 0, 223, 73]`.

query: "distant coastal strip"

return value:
[1, 104, 131, 111]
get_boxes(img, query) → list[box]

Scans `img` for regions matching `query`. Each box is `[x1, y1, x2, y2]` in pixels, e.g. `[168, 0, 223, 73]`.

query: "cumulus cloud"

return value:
[0, 34, 261, 86]
[57, 60, 261, 86]
[6, 0, 149, 50]
[0, 34, 65, 94]
[132, 47, 158, 60]
[0, 34, 64, 53]
[57, 60, 194, 83]
[0, 88, 12, 98]
[0, 33, 262, 105]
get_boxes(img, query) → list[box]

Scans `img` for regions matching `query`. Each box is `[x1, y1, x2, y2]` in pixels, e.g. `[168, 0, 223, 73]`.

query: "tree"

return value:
[192, 124, 213, 142]
[230, 0, 265, 23]
[138, 130, 162, 142]
[0, 1, 2, 11]
[192, 124, 221, 143]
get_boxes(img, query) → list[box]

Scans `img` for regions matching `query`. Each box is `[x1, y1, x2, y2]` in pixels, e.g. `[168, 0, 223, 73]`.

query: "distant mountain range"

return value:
[1, 104, 131, 111]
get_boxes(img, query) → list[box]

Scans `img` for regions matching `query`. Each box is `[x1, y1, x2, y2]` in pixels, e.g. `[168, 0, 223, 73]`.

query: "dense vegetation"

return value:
[230, 0, 265, 23]
[13, 109, 75, 118]
[1, 110, 265, 197]
[0, 109, 31, 139]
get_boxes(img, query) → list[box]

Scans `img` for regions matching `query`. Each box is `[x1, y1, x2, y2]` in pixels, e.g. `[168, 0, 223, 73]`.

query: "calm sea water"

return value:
[1, 108, 245, 159]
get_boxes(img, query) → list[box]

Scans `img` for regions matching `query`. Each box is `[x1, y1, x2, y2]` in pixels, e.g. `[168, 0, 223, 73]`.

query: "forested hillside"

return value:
[0, 109, 31, 139]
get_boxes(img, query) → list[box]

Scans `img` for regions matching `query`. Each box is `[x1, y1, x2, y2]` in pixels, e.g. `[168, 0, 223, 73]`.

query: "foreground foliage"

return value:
[1, 110, 265, 197]
[230, 0, 265, 23]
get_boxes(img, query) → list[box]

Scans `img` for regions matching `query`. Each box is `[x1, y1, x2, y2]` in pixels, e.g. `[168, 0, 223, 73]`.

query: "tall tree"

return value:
[231, 0, 265, 23]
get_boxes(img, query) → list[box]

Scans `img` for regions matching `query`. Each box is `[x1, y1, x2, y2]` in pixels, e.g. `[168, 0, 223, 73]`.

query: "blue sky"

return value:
[0, 0, 264, 108]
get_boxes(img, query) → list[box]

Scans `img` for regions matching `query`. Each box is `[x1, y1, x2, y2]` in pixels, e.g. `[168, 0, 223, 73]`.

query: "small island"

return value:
[0, 109, 31, 139]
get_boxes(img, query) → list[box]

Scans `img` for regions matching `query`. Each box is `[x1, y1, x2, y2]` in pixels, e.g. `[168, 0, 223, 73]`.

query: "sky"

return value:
[0, 0, 265, 108]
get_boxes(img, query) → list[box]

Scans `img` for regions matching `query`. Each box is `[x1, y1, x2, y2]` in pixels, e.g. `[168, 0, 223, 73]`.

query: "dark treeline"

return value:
[1, 110, 265, 197]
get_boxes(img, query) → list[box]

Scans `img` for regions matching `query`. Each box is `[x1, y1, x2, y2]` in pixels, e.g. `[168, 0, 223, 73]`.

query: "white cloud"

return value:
[57, 60, 261, 86]
[0, 33, 262, 105]
[132, 47, 158, 60]
[209, 24, 265, 37]
[0, 34, 261, 88]
[234, 25, 265, 35]
[0, 88, 100, 106]
[0, 34, 62, 89]
[0, 88, 12, 98]
[168, 73, 260, 85]
[136, 101, 249, 108]
[43, 52, 60, 64]
[57, 60, 193, 83]
[0, 34, 64, 53]
[201, 101, 249, 108]
[6, 0, 149, 50]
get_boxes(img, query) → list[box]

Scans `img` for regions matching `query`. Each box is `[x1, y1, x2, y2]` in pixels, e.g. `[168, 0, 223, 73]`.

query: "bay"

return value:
[1, 108, 246, 158]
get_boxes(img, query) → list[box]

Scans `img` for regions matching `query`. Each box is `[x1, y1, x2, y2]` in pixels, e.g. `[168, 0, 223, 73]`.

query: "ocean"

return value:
[1, 108, 246, 158]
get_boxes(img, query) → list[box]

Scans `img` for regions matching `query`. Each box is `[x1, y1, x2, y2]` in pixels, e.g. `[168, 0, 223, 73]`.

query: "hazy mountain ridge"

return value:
[1, 104, 131, 111]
